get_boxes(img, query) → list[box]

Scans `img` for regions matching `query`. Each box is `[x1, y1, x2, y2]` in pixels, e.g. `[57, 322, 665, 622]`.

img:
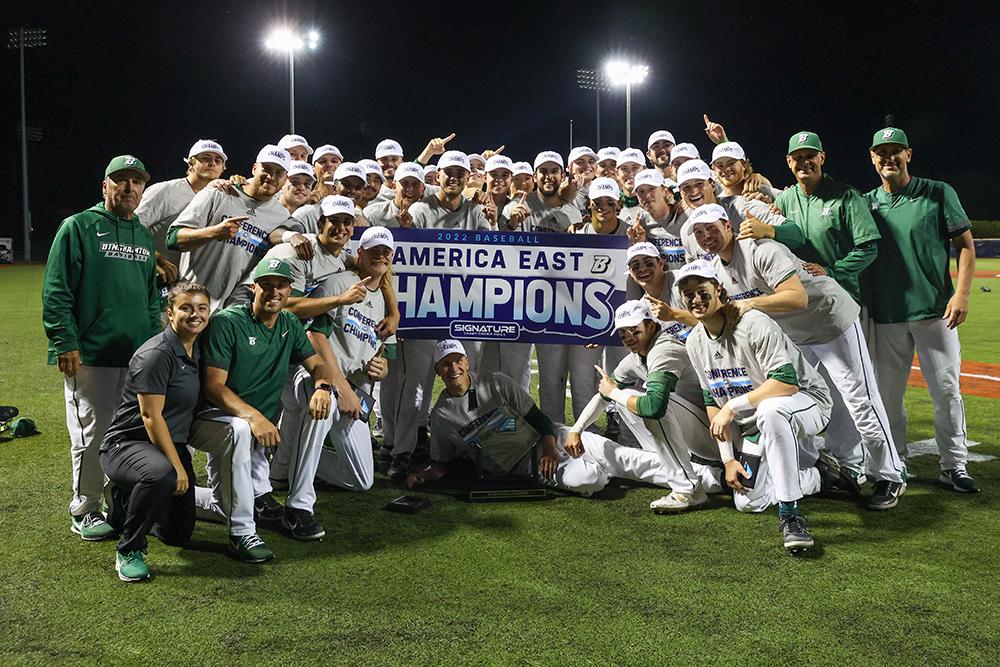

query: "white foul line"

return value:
[910, 365, 1000, 383]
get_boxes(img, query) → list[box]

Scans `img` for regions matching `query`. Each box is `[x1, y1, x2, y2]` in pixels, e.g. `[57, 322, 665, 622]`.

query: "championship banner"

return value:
[355, 228, 629, 345]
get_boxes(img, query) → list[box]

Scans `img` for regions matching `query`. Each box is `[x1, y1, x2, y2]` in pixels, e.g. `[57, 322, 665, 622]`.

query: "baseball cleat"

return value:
[815, 450, 842, 492]
[228, 534, 275, 563]
[115, 550, 151, 582]
[780, 514, 814, 551]
[282, 508, 326, 541]
[939, 469, 981, 493]
[71, 511, 116, 541]
[868, 480, 906, 510]
[650, 489, 708, 513]
[253, 492, 284, 522]
[603, 411, 621, 441]
[387, 453, 411, 480]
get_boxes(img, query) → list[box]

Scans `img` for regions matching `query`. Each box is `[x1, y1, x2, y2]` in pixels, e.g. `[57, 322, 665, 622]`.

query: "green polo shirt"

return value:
[774, 174, 881, 304]
[201, 303, 315, 421]
[863, 177, 970, 324]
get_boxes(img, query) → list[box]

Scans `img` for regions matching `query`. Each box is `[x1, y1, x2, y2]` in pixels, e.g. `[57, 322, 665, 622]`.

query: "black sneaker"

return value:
[868, 479, 906, 510]
[376, 444, 394, 463]
[939, 469, 982, 493]
[282, 507, 326, 541]
[815, 450, 842, 492]
[604, 411, 621, 441]
[254, 492, 284, 523]
[780, 514, 814, 551]
[387, 453, 411, 480]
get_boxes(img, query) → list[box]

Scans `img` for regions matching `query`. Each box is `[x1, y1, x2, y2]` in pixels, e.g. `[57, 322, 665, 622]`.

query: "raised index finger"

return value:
[493, 145, 505, 155]
[703, 113, 712, 128]
[442, 132, 456, 144]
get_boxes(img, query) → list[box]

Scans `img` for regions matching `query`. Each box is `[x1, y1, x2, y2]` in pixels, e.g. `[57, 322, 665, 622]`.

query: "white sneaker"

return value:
[650, 489, 708, 513]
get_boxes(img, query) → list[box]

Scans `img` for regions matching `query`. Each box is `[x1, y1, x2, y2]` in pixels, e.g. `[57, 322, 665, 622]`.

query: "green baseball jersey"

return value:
[168, 185, 300, 310]
[501, 192, 582, 232]
[774, 175, 881, 303]
[430, 372, 540, 475]
[714, 238, 860, 346]
[685, 310, 832, 436]
[134, 177, 197, 266]
[410, 196, 492, 230]
[863, 177, 971, 323]
[200, 303, 315, 422]
[306, 272, 387, 392]
[42, 204, 161, 367]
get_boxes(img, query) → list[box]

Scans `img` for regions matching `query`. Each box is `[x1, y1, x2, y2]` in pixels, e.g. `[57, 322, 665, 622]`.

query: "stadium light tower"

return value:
[577, 69, 611, 147]
[8, 27, 46, 262]
[604, 60, 649, 147]
[264, 27, 320, 133]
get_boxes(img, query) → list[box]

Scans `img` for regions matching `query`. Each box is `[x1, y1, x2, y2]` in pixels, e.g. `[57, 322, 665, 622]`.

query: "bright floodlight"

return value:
[307, 30, 319, 48]
[604, 60, 649, 86]
[265, 27, 315, 52]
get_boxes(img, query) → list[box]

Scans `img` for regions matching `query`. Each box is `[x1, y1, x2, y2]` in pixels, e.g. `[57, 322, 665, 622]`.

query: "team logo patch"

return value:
[797, 133, 810, 144]
[821, 207, 831, 217]
[124, 157, 137, 166]
[248, 337, 257, 346]
[882, 129, 896, 140]
[714, 350, 723, 359]
[268, 259, 282, 269]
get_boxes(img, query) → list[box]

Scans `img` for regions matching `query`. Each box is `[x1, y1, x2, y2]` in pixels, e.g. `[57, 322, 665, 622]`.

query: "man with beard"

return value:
[363, 162, 429, 227]
[646, 130, 676, 180]
[502, 151, 582, 232]
[373, 138, 404, 202]
[278, 161, 316, 215]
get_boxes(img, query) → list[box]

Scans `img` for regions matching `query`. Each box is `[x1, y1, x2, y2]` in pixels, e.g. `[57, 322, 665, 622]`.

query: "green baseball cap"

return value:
[252, 257, 294, 283]
[787, 131, 824, 154]
[870, 127, 909, 150]
[104, 155, 150, 182]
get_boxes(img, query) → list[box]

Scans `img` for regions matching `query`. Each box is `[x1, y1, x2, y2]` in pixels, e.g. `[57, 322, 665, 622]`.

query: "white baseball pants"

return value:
[479, 341, 533, 393]
[536, 343, 600, 424]
[188, 411, 257, 537]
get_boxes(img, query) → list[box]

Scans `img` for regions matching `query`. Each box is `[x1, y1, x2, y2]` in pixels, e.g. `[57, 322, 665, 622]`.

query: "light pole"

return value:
[604, 60, 649, 148]
[8, 27, 46, 262]
[264, 28, 319, 134]
[576, 69, 610, 147]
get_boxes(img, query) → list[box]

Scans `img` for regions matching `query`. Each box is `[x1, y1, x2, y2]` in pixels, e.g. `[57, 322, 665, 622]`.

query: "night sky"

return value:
[2, 0, 997, 255]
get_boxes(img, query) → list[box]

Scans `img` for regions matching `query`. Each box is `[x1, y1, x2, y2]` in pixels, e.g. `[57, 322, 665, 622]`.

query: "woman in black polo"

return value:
[100, 282, 210, 582]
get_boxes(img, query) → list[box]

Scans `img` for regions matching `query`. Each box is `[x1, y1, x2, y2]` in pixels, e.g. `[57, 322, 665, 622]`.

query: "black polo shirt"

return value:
[102, 327, 201, 450]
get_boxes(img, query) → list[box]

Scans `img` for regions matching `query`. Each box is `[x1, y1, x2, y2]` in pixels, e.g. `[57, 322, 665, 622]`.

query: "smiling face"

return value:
[358, 244, 392, 282]
[679, 178, 716, 208]
[627, 254, 665, 289]
[188, 152, 226, 182]
[635, 183, 671, 213]
[435, 353, 470, 393]
[362, 173, 383, 201]
[871, 144, 912, 181]
[314, 153, 342, 180]
[167, 290, 211, 338]
[570, 155, 597, 181]
[438, 166, 469, 196]
[103, 171, 146, 218]
[253, 276, 292, 315]
[319, 213, 355, 252]
[712, 157, 747, 189]
[786, 148, 825, 185]
[378, 155, 402, 181]
[511, 174, 534, 194]
[678, 276, 724, 320]
[282, 174, 314, 207]
[335, 176, 365, 204]
[251, 162, 288, 198]
[487, 168, 512, 195]
[646, 140, 674, 169]
[535, 163, 564, 196]
[617, 319, 658, 355]
[590, 196, 620, 224]
[691, 219, 732, 254]
[596, 159, 617, 178]
[616, 163, 642, 193]
[396, 176, 425, 206]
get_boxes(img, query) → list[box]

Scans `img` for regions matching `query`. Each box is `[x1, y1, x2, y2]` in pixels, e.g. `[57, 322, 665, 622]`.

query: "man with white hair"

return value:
[278, 134, 313, 163]
[405, 340, 679, 497]
[646, 130, 676, 180]
[278, 161, 316, 215]
[167, 145, 305, 312]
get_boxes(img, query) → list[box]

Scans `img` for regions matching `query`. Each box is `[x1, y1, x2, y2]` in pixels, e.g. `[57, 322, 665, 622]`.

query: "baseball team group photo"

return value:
[2, 2, 998, 665]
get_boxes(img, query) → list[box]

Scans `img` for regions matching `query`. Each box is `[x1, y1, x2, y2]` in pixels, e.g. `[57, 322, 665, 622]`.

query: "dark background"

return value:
[2, 0, 998, 256]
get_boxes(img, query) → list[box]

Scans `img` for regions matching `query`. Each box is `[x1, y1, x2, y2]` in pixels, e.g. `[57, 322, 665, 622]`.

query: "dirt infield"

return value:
[952, 270, 1000, 279]
[909, 359, 1000, 399]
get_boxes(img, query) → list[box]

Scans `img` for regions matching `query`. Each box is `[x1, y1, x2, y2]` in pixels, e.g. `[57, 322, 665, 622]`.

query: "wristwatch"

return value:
[316, 383, 333, 393]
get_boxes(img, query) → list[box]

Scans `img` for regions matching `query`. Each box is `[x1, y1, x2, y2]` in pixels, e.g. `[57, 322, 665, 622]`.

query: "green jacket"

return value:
[42, 203, 161, 367]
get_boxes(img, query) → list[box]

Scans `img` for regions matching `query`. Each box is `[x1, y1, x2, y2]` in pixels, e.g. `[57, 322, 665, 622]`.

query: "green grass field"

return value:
[2, 262, 999, 665]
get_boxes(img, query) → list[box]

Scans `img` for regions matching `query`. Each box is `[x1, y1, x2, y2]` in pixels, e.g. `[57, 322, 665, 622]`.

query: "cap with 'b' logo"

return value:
[787, 131, 823, 154]
[870, 127, 909, 150]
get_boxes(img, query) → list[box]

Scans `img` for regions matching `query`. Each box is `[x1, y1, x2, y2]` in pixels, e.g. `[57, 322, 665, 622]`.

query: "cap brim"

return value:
[870, 140, 909, 150]
[254, 272, 292, 282]
[108, 167, 151, 182]
[615, 317, 647, 329]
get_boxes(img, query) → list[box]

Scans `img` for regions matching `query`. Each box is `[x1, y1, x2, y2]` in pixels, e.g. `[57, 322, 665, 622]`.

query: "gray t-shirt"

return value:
[678, 198, 794, 264]
[228, 233, 347, 306]
[409, 196, 492, 230]
[292, 203, 322, 235]
[170, 186, 300, 312]
[135, 177, 197, 266]
[714, 238, 860, 346]
[685, 309, 832, 436]
[430, 372, 540, 475]
[634, 207, 686, 271]
[612, 328, 704, 407]
[362, 194, 438, 228]
[579, 219, 629, 235]
[501, 191, 582, 232]
[307, 272, 387, 392]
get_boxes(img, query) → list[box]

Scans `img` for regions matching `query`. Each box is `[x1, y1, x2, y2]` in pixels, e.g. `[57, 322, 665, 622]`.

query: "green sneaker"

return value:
[228, 533, 275, 563]
[70, 512, 116, 541]
[115, 550, 150, 582]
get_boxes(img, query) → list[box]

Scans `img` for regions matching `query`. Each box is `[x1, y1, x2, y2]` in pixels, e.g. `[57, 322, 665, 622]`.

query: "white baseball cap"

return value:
[439, 150, 471, 172]
[375, 139, 404, 159]
[186, 139, 227, 162]
[287, 160, 315, 181]
[676, 159, 713, 186]
[597, 146, 621, 162]
[711, 141, 747, 164]
[423, 164, 438, 181]
[633, 169, 666, 189]
[616, 148, 646, 168]
[359, 225, 395, 251]
[333, 162, 365, 182]
[313, 144, 343, 163]
[358, 159, 386, 182]
[588, 177, 621, 202]
[688, 203, 729, 226]
[677, 258, 719, 283]
[485, 155, 514, 173]
[395, 162, 425, 183]
[626, 241, 660, 264]
[670, 143, 701, 163]
[319, 195, 356, 218]
[433, 339, 467, 365]
[511, 161, 533, 176]
[647, 130, 676, 149]
[533, 151, 564, 170]
[568, 146, 598, 163]
[614, 300, 655, 329]
[468, 153, 486, 168]
[255, 144, 291, 172]
[278, 134, 313, 156]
